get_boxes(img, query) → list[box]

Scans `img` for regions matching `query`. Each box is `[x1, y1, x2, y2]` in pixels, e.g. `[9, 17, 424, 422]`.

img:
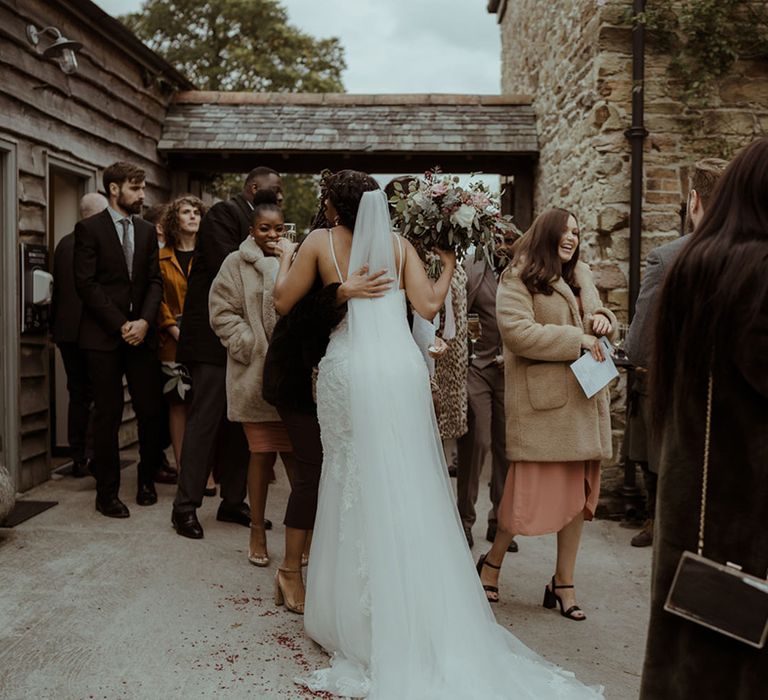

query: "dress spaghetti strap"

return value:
[393, 233, 404, 285]
[328, 228, 345, 282]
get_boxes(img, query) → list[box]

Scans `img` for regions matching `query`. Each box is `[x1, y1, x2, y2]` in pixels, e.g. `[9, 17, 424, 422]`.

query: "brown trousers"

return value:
[456, 362, 507, 532]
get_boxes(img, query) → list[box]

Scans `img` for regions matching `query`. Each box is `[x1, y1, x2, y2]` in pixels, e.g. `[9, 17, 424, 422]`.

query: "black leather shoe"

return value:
[486, 524, 518, 552]
[216, 502, 251, 527]
[95, 496, 130, 518]
[153, 467, 178, 485]
[172, 509, 204, 539]
[136, 482, 158, 506]
[71, 459, 92, 478]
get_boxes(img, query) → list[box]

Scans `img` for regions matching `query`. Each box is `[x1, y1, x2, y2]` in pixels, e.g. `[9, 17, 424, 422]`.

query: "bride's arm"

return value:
[402, 238, 456, 321]
[272, 231, 323, 316]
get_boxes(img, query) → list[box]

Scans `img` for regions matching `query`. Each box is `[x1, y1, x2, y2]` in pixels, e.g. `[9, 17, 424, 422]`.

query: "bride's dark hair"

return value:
[323, 170, 380, 230]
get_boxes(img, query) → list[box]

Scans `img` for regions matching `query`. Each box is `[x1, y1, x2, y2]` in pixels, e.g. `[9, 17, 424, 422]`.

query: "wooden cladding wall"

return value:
[0, 0, 182, 490]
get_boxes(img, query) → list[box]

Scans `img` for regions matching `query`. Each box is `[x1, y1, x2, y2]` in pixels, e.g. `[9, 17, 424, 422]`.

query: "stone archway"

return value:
[159, 92, 539, 229]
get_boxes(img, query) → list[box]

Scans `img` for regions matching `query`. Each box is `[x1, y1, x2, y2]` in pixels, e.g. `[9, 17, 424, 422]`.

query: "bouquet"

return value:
[388, 170, 519, 274]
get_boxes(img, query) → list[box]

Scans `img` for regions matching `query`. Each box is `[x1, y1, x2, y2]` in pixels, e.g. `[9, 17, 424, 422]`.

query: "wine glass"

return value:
[467, 313, 482, 360]
[612, 322, 629, 360]
[283, 223, 297, 242]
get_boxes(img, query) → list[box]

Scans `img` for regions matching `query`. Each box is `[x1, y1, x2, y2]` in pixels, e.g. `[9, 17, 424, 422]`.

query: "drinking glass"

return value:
[612, 322, 629, 360]
[283, 223, 297, 242]
[467, 313, 482, 360]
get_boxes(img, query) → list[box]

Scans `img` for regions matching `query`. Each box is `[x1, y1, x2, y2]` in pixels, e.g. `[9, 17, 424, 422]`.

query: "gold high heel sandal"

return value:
[248, 523, 269, 567]
[274, 567, 305, 614]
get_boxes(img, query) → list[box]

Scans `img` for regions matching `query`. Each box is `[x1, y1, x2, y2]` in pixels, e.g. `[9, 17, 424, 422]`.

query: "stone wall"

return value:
[493, 0, 768, 513]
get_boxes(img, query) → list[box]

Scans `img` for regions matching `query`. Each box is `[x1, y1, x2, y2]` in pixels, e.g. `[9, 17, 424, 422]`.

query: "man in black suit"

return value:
[624, 156, 727, 546]
[172, 167, 282, 539]
[52, 192, 108, 477]
[74, 162, 165, 518]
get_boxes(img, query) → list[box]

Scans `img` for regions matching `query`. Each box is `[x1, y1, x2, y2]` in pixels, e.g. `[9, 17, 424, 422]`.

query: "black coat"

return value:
[263, 281, 346, 413]
[73, 209, 162, 351]
[51, 232, 82, 345]
[640, 298, 768, 699]
[176, 194, 252, 366]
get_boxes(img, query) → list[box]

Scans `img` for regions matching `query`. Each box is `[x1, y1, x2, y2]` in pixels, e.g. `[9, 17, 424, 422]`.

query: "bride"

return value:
[272, 170, 602, 699]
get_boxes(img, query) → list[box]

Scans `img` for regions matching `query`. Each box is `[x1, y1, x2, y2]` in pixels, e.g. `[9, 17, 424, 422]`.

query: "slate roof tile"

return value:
[160, 94, 537, 154]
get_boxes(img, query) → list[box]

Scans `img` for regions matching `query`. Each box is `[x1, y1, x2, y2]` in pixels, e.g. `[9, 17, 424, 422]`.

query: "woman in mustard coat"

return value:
[157, 195, 206, 476]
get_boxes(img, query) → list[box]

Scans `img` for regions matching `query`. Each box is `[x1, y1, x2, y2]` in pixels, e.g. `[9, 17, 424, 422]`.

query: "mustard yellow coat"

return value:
[496, 261, 617, 463]
[157, 246, 192, 362]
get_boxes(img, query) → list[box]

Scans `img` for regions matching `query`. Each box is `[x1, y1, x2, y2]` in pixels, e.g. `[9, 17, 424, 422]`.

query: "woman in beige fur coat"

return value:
[477, 208, 616, 621]
[209, 191, 298, 571]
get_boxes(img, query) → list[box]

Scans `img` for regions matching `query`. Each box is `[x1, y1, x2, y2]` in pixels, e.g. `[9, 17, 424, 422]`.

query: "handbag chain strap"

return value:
[697, 371, 714, 556]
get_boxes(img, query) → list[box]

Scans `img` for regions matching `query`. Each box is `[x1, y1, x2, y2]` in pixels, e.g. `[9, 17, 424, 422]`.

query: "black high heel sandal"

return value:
[476, 554, 501, 604]
[542, 575, 586, 621]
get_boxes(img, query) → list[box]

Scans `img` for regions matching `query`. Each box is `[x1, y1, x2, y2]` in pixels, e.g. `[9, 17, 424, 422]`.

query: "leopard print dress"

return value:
[434, 264, 468, 440]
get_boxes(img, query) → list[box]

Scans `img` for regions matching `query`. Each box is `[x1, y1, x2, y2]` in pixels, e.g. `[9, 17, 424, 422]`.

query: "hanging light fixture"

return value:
[26, 24, 83, 75]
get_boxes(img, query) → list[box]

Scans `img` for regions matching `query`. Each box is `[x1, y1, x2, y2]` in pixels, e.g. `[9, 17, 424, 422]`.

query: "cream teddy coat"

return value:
[209, 236, 280, 424]
[496, 260, 617, 463]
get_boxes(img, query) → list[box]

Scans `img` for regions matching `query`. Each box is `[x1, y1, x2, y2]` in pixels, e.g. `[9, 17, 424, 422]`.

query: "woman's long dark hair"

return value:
[322, 170, 380, 230]
[511, 208, 580, 295]
[651, 137, 768, 430]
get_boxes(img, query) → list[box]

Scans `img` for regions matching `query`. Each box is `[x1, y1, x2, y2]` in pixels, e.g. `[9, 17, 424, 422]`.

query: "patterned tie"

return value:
[120, 217, 134, 279]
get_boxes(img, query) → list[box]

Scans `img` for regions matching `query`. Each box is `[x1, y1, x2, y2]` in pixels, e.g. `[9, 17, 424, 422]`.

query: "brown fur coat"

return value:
[496, 261, 617, 462]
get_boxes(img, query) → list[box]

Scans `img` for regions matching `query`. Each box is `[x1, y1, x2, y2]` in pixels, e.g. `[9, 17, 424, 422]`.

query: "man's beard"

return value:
[118, 193, 143, 215]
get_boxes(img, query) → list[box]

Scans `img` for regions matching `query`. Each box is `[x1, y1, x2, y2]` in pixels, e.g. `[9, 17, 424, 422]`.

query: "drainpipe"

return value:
[626, 0, 648, 320]
[622, 0, 648, 519]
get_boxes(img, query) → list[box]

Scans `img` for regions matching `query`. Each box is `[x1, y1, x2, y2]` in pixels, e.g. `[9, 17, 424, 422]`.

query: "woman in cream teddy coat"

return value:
[477, 208, 616, 621]
[209, 191, 299, 575]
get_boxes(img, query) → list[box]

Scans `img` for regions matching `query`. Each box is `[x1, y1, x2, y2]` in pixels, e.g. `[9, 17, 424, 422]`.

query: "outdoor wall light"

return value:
[26, 24, 82, 75]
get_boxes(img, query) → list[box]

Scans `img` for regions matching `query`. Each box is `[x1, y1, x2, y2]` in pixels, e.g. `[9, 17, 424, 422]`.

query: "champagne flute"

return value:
[283, 223, 297, 243]
[467, 313, 482, 361]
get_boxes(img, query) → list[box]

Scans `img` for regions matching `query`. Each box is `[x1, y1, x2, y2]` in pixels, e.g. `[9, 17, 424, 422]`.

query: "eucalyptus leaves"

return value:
[162, 362, 192, 400]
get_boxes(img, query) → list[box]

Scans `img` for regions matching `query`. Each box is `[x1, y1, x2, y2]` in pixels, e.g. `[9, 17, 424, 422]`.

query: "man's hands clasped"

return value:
[122, 319, 149, 346]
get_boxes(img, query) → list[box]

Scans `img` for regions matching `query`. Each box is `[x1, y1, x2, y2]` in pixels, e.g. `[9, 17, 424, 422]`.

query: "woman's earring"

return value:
[333, 216, 341, 226]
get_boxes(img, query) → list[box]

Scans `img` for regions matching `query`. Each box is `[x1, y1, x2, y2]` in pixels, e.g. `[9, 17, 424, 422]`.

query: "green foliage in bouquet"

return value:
[388, 171, 518, 273]
[162, 362, 192, 400]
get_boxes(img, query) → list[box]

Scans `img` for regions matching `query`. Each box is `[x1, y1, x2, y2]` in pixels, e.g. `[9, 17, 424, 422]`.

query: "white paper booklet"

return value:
[570, 337, 619, 398]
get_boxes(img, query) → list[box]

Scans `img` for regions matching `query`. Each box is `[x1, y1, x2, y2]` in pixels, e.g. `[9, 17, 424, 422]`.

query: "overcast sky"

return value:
[93, 0, 502, 94]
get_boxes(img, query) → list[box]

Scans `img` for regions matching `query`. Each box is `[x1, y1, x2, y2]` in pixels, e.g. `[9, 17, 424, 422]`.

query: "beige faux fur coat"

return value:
[209, 237, 280, 423]
[496, 260, 617, 463]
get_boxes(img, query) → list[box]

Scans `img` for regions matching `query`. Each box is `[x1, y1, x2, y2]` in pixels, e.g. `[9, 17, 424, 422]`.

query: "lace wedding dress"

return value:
[296, 191, 603, 700]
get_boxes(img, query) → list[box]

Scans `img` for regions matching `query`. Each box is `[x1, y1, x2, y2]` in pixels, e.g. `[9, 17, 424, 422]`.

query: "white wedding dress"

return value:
[296, 191, 603, 700]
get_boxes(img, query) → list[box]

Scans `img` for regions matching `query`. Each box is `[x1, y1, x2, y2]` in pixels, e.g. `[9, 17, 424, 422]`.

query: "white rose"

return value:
[450, 203, 476, 230]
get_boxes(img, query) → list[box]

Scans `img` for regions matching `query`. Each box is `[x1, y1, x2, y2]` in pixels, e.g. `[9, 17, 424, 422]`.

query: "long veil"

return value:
[302, 190, 603, 699]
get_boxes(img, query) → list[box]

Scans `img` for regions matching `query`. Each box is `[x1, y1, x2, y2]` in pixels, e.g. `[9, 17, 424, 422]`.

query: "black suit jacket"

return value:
[177, 194, 253, 366]
[73, 208, 162, 351]
[51, 232, 82, 345]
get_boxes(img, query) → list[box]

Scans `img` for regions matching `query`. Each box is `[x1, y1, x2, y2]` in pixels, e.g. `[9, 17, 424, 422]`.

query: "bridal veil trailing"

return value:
[297, 190, 603, 699]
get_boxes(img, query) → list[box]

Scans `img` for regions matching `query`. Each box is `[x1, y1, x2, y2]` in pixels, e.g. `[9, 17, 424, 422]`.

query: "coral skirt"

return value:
[241, 421, 293, 454]
[497, 460, 601, 536]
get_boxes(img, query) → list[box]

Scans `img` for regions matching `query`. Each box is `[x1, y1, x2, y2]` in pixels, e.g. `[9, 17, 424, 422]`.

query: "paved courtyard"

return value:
[0, 453, 650, 699]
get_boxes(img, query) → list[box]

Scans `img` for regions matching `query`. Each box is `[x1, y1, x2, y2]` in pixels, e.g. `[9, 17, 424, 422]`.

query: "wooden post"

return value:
[513, 169, 534, 231]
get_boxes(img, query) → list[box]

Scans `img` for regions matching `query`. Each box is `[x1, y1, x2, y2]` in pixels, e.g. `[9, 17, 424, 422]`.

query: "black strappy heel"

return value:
[476, 554, 501, 604]
[542, 575, 586, 621]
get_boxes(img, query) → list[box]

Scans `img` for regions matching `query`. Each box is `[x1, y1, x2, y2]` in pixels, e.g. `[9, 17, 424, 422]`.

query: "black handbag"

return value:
[664, 373, 768, 648]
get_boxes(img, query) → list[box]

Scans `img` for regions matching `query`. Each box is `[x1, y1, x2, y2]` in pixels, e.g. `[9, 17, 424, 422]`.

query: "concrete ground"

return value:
[0, 452, 650, 699]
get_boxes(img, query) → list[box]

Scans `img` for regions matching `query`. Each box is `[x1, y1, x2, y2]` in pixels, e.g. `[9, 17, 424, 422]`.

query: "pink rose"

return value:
[431, 182, 448, 197]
